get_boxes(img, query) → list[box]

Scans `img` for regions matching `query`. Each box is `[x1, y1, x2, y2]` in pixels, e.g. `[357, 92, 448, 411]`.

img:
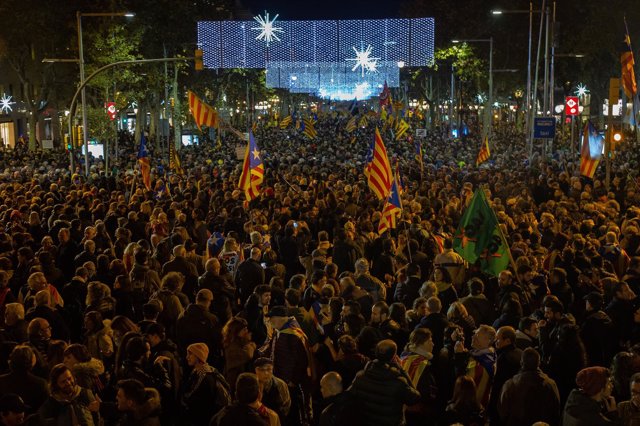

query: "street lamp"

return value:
[453, 38, 493, 140]
[492, 5, 542, 154]
[77, 11, 134, 176]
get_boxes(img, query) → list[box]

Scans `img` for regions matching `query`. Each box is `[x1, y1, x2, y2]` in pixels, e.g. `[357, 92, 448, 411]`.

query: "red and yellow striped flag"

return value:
[476, 136, 490, 166]
[188, 90, 219, 131]
[365, 128, 393, 200]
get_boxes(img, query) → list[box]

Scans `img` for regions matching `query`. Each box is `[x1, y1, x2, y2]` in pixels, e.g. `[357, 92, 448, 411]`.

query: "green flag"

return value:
[452, 189, 510, 276]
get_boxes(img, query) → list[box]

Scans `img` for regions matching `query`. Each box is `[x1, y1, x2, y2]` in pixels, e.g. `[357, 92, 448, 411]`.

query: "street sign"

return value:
[533, 117, 556, 139]
[565, 96, 579, 116]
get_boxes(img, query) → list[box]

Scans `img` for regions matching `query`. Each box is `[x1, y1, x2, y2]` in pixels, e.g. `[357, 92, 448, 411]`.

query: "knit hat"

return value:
[187, 343, 209, 363]
[576, 367, 610, 396]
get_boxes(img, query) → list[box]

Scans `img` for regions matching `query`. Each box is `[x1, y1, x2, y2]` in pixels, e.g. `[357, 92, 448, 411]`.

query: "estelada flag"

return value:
[580, 121, 603, 179]
[378, 172, 402, 235]
[188, 90, 219, 131]
[237, 131, 264, 201]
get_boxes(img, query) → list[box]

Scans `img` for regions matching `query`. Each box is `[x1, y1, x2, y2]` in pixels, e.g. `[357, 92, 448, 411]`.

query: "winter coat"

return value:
[198, 271, 235, 325]
[460, 294, 496, 326]
[85, 322, 114, 362]
[176, 303, 221, 364]
[223, 340, 255, 393]
[117, 388, 162, 426]
[563, 388, 618, 426]
[499, 368, 561, 426]
[264, 318, 313, 387]
[235, 258, 265, 305]
[416, 313, 449, 355]
[181, 366, 231, 426]
[394, 276, 422, 309]
[581, 310, 617, 367]
[319, 391, 360, 426]
[488, 344, 523, 423]
[211, 403, 270, 426]
[0, 370, 48, 414]
[38, 386, 97, 426]
[348, 359, 421, 426]
[332, 239, 362, 274]
[71, 358, 105, 395]
[617, 399, 640, 426]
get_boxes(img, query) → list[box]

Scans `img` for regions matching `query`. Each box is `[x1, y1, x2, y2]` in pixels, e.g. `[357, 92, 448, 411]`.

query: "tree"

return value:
[0, 0, 77, 149]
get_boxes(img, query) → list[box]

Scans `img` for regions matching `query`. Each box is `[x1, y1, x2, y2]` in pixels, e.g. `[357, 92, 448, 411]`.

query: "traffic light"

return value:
[75, 126, 84, 147]
[195, 49, 203, 71]
[64, 134, 71, 150]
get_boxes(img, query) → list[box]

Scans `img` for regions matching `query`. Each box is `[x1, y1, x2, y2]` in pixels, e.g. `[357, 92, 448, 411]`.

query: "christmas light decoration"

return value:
[346, 45, 380, 76]
[0, 94, 14, 114]
[575, 83, 589, 97]
[251, 12, 284, 46]
[197, 17, 434, 97]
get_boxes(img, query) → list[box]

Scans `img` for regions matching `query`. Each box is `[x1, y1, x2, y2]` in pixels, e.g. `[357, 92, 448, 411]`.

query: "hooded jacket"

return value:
[72, 358, 105, 393]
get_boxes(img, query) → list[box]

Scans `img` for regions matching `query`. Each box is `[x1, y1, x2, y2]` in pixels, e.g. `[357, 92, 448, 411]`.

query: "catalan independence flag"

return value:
[580, 121, 603, 179]
[476, 136, 490, 166]
[279, 114, 293, 129]
[378, 172, 402, 235]
[238, 131, 264, 201]
[622, 19, 637, 99]
[137, 133, 151, 190]
[188, 91, 219, 131]
[365, 128, 393, 200]
[395, 118, 410, 140]
[302, 117, 317, 138]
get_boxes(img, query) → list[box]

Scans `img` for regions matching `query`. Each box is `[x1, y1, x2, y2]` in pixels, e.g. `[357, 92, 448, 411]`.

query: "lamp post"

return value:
[492, 5, 542, 145]
[453, 38, 493, 140]
[77, 11, 134, 176]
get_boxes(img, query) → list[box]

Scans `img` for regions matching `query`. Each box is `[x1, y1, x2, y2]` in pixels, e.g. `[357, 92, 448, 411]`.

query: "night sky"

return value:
[242, 0, 407, 20]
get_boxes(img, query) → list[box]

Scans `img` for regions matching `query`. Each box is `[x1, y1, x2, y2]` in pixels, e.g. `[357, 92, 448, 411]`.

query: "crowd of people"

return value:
[0, 112, 640, 426]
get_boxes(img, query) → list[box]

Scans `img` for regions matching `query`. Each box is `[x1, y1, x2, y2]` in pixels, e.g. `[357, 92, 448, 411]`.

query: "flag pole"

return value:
[128, 173, 137, 203]
[480, 188, 531, 308]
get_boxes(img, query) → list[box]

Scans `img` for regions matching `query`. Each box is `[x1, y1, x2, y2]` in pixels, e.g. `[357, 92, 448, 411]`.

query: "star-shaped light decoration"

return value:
[251, 12, 284, 47]
[354, 82, 371, 99]
[575, 83, 589, 97]
[0, 94, 15, 114]
[346, 45, 380, 77]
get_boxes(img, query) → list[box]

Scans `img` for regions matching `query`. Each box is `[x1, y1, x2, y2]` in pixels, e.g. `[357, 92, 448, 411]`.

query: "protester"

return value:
[349, 339, 421, 426]
[0, 115, 640, 426]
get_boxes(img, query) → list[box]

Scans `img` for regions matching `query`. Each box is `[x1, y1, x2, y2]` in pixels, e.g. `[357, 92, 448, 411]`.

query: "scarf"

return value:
[183, 363, 216, 400]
